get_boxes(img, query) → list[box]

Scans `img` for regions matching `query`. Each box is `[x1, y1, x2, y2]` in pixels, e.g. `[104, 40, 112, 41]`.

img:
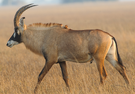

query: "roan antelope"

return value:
[6, 4, 130, 93]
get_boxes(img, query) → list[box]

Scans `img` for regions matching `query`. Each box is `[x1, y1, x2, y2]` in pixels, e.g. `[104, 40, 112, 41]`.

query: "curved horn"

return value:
[14, 4, 37, 27]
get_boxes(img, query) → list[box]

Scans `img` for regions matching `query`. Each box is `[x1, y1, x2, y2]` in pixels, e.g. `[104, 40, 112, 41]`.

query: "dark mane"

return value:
[28, 23, 68, 29]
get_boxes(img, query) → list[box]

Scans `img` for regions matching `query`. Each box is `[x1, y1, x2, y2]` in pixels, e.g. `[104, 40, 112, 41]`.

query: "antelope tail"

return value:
[112, 37, 125, 68]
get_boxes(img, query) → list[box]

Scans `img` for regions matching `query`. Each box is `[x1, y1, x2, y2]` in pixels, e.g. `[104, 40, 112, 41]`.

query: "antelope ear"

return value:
[19, 17, 25, 31]
[14, 27, 21, 35]
[17, 29, 21, 35]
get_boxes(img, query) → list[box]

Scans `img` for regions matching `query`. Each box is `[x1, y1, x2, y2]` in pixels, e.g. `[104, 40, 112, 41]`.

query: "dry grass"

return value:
[0, 2, 135, 94]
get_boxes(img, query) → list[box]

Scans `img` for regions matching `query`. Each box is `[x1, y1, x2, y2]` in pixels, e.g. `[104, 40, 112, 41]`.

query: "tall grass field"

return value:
[0, 2, 135, 94]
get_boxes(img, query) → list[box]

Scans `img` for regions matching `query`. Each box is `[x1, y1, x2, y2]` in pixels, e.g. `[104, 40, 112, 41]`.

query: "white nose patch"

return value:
[7, 40, 19, 47]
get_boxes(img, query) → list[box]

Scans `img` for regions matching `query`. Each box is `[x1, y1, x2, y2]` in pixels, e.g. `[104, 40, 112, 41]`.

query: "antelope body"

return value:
[6, 4, 129, 93]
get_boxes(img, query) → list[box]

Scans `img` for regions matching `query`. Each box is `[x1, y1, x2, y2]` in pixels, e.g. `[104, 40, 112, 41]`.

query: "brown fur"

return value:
[19, 23, 129, 94]
[7, 4, 129, 94]
[28, 23, 68, 29]
[21, 23, 69, 55]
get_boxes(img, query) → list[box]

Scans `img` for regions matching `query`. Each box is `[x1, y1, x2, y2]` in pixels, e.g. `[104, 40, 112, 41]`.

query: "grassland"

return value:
[0, 2, 135, 94]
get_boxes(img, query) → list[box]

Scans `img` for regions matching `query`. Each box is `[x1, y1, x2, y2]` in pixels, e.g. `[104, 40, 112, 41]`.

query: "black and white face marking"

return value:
[6, 27, 22, 47]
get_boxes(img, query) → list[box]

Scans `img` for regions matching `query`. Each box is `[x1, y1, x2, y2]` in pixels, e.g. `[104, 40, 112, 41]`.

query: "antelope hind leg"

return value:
[102, 66, 107, 80]
[106, 54, 130, 84]
[59, 61, 69, 87]
[115, 64, 130, 84]
[94, 57, 105, 84]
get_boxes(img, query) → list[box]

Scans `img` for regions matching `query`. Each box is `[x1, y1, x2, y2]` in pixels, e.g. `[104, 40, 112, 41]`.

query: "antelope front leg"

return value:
[59, 61, 69, 87]
[34, 60, 55, 94]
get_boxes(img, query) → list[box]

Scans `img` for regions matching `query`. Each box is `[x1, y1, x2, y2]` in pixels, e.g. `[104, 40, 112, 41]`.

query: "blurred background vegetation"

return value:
[0, 0, 119, 6]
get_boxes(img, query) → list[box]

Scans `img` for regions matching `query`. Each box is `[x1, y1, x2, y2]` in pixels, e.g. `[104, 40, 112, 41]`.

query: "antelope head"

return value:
[6, 4, 37, 47]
